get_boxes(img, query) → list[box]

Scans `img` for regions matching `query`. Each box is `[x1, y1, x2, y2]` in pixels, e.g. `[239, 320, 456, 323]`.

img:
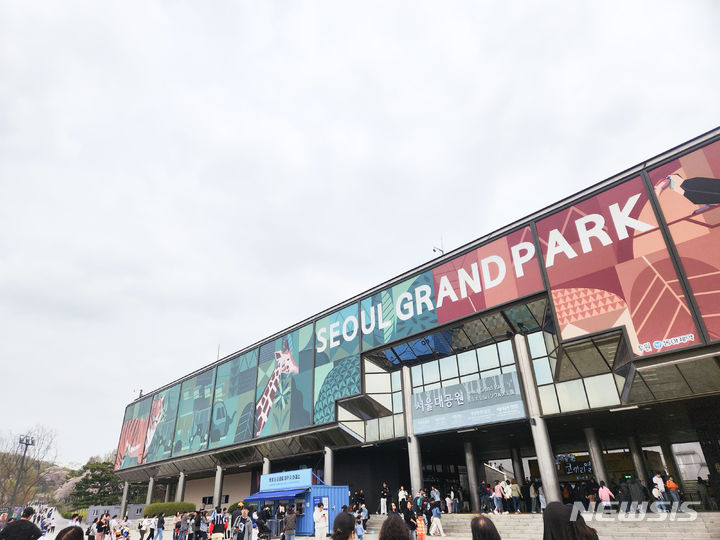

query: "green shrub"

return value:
[56, 507, 88, 522]
[143, 502, 196, 517]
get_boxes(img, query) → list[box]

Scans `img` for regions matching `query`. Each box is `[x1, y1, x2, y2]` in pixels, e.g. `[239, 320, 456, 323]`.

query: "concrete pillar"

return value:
[164, 484, 171, 502]
[584, 427, 609, 486]
[464, 442, 481, 513]
[511, 448, 525, 485]
[402, 366, 424, 496]
[513, 334, 561, 503]
[324, 447, 334, 485]
[628, 436, 649, 488]
[262, 457, 271, 475]
[660, 438, 683, 491]
[213, 466, 224, 509]
[175, 472, 186, 502]
[120, 481, 129, 518]
[146, 477, 155, 506]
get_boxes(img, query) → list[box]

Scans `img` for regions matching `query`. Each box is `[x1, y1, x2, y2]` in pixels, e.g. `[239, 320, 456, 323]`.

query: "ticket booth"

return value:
[245, 469, 349, 536]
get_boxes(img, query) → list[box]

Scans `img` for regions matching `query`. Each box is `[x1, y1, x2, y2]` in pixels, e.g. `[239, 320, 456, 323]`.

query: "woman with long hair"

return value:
[331, 512, 356, 540]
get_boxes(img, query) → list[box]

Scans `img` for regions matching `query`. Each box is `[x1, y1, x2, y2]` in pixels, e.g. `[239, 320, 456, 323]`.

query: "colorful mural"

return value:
[114, 396, 151, 470]
[144, 384, 181, 464]
[172, 368, 216, 457]
[536, 176, 699, 356]
[648, 139, 720, 341]
[209, 349, 258, 449]
[255, 324, 314, 437]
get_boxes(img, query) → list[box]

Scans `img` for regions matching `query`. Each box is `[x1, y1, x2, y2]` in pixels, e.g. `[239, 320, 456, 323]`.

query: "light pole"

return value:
[9, 435, 35, 513]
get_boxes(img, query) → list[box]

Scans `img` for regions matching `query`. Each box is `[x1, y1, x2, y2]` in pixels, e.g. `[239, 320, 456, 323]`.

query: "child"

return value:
[354, 518, 364, 540]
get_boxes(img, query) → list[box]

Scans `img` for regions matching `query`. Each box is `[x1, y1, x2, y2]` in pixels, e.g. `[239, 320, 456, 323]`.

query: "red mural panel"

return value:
[433, 227, 544, 324]
[535, 177, 699, 356]
[648, 139, 720, 341]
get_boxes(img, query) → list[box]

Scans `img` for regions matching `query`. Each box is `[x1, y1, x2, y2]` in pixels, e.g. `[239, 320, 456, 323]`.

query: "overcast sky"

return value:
[1, 1, 719, 468]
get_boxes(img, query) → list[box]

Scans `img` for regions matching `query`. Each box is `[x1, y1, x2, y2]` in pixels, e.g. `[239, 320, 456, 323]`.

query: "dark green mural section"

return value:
[314, 354, 361, 424]
[209, 349, 258, 449]
[144, 384, 181, 464]
[173, 368, 216, 457]
[255, 324, 314, 438]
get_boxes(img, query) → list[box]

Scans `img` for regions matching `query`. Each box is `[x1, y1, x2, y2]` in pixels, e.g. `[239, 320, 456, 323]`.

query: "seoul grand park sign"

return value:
[315, 178, 702, 358]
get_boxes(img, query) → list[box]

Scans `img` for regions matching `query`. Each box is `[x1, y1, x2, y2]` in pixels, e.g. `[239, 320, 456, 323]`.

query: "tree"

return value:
[0, 426, 58, 507]
[69, 461, 123, 508]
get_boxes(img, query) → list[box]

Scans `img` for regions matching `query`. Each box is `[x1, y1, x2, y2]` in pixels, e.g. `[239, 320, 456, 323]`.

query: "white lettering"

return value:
[481, 255, 506, 289]
[360, 307, 376, 334]
[396, 292, 414, 321]
[377, 303, 392, 330]
[458, 263, 482, 298]
[415, 284, 434, 314]
[435, 276, 458, 308]
[329, 322, 341, 348]
[510, 242, 535, 278]
[575, 213, 612, 253]
[545, 229, 578, 267]
[609, 193, 653, 240]
[316, 327, 328, 353]
[342, 315, 358, 342]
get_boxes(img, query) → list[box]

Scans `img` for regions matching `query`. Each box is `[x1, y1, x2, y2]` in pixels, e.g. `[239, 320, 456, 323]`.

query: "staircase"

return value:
[363, 511, 720, 540]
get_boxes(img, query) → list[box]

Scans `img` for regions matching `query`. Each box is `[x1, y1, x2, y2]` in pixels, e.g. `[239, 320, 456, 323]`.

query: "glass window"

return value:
[439, 355, 459, 380]
[527, 332, 547, 358]
[533, 357, 553, 386]
[480, 368, 501, 378]
[366, 373, 392, 393]
[538, 384, 559, 415]
[392, 391, 404, 413]
[411, 365, 423, 387]
[458, 350, 479, 375]
[460, 374, 480, 384]
[443, 377, 460, 387]
[422, 360, 440, 384]
[583, 373, 621, 409]
[555, 379, 589, 412]
[379, 416, 394, 440]
[365, 419, 379, 442]
[477, 345, 499, 371]
[425, 382, 441, 391]
[391, 371, 402, 392]
[394, 414, 406, 437]
[501, 364, 516, 374]
[498, 340, 515, 365]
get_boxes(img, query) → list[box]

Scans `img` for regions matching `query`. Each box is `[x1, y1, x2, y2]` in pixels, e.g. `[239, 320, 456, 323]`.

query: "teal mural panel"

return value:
[313, 354, 361, 424]
[209, 349, 259, 449]
[255, 324, 314, 437]
[360, 270, 439, 351]
[114, 396, 152, 470]
[172, 368, 216, 457]
[144, 383, 181, 464]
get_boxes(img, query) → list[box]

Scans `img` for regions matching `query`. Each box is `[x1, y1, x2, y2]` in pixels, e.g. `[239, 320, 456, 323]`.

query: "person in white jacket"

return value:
[313, 503, 327, 540]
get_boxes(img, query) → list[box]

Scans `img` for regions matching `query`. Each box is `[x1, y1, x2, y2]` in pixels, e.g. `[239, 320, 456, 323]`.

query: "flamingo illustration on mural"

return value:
[255, 339, 299, 436]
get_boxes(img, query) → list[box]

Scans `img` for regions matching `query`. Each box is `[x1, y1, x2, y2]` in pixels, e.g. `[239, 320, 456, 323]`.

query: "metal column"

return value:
[584, 427, 609, 485]
[146, 477, 155, 506]
[402, 366, 424, 496]
[175, 472, 186, 502]
[464, 442, 481, 513]
[660, 438, 683, 491]
[262, 457, 271, 475]
[511, 447, 525, 485]
[324, 447, 334, 485]
[120, 481, 129, 518]
[213, 466, 224, 509]
[164, 484, 171, 502]
[628, 436, 649, 488]
[513, 334, 561, 503]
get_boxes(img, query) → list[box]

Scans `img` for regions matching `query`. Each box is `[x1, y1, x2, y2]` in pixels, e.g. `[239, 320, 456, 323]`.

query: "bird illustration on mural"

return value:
[657, 173, 720, 214]
[255, 339, 299, 436]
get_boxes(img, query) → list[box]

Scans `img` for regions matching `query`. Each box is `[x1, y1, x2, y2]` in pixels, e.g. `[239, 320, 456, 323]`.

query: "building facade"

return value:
[114, 128, 720, 513]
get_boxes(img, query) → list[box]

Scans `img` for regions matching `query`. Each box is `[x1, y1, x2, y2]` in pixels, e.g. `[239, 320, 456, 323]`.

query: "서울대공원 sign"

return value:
[412, 372, 525, 435]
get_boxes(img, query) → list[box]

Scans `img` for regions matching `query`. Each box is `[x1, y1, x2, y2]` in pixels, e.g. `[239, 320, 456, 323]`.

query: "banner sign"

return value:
[260, 468, 312, 491]
[535, 176, 699, 356]
[412, 372, 525, 434]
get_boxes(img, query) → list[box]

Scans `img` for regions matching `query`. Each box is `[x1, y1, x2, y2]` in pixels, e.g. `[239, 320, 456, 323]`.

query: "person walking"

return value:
[156, 513, 166, 540]
[427, 503, 445, 537]
[492, 481, 504, 514]
[597, 481, 615, 513]
[666, 476, 681, 507]
[313, 503, 327, 540]
[509, 479, 522, 513]
[233, 507, 253, 540]
[95, 515, 109, 540]
[402, 502, 417, 540]
[139, 517, 149, 540]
